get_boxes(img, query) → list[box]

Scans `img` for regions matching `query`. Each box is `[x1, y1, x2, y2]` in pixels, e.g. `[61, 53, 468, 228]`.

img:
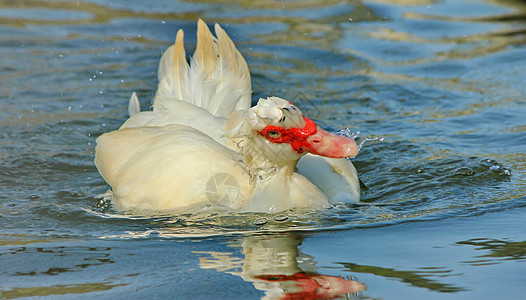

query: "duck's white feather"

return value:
[121, 99, 228, 145]
[128, 92, 140, 117]
[297, 155, 360, 203]
[154, 19, 251, 118]
[155, 29, 189, 104]
[241, 168, 329, 212]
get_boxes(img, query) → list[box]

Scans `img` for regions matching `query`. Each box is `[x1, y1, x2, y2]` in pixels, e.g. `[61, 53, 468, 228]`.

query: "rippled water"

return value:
[1, 0, 525, 299]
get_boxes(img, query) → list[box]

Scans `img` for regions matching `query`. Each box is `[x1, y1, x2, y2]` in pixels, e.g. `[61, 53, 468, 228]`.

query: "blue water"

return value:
[1, 0, 525, 299]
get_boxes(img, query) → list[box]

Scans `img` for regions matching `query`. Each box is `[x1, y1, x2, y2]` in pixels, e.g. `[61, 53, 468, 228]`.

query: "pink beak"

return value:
[302, 126, 359, 158]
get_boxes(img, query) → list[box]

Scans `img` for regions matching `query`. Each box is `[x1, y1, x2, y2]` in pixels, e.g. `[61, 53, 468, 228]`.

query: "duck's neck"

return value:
[232, 134, 332, 212]
[238, 136, 330, 212]
[240, 136, 298, 185]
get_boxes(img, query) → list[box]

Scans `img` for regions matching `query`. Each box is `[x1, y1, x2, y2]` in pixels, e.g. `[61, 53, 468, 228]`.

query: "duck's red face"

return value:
[258, 116, 359, 159]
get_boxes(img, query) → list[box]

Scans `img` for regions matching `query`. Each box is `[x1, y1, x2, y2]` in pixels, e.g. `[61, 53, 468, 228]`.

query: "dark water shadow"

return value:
[0, 282, 126, 299]
[457, 238, 526, 265]
[338, 262, 465, 293]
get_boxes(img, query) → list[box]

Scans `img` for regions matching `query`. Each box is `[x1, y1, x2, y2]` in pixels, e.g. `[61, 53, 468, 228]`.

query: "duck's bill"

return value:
[302, 126, 359, 158]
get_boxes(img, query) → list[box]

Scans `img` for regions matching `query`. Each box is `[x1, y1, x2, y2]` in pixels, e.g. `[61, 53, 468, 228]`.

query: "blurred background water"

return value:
[1, 0, 525, 299]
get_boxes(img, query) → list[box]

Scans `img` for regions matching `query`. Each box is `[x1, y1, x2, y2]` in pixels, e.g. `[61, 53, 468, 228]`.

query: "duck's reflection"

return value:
[194, 233, 365, 299]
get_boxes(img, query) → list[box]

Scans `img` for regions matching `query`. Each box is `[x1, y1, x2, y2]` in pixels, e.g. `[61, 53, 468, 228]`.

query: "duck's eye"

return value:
[268, 131, 281, 138]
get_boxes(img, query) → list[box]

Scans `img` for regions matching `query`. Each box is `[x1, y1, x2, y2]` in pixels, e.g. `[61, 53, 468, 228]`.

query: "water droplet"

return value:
[254, 217, 269, 225]
[456, 167, 474, 176]
[489, 165, 500, 171]
[274, 215, 288, 222]
[335, 128, 358, 139]
[29, 195, 39, 200]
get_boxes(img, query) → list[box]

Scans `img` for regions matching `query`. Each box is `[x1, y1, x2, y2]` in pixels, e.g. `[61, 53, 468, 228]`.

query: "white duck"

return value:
[95, 20, 360, 214]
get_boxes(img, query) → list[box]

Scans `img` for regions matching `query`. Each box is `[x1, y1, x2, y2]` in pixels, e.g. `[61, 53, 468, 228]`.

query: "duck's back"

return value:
[95, 124, 252, 212]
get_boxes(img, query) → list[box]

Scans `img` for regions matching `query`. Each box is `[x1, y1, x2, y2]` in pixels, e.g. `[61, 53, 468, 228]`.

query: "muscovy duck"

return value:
[95, 20, 360, 213]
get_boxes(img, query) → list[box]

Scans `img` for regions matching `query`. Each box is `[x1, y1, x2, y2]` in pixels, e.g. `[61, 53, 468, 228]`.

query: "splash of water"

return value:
[335, 129, 384, 151]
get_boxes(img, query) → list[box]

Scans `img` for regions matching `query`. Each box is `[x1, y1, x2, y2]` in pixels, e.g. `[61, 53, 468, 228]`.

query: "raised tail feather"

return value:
[154, 19, 252, 118]
[128, 92, 140, 117]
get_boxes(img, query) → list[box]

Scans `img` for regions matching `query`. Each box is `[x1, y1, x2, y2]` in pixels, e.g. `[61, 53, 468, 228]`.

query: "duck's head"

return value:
[226, 97, 359, 169]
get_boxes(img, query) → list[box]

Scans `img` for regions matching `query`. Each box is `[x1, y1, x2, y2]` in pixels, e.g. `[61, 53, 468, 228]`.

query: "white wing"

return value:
[154, 19, 251, 118]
